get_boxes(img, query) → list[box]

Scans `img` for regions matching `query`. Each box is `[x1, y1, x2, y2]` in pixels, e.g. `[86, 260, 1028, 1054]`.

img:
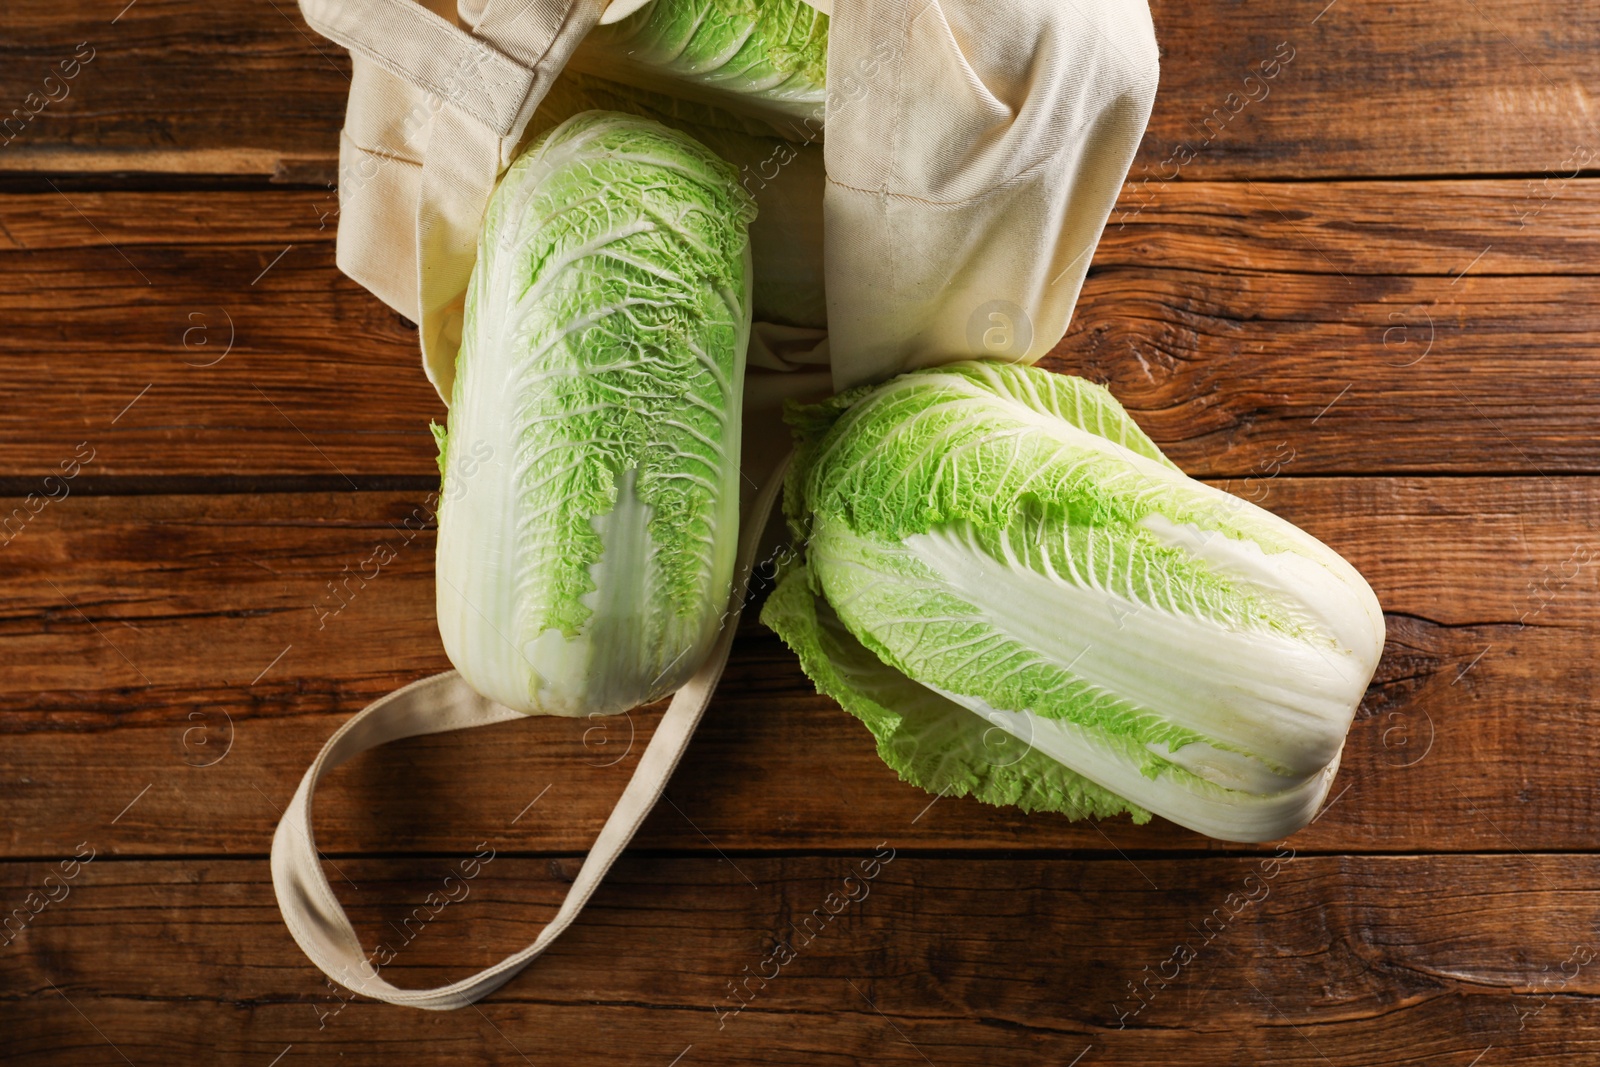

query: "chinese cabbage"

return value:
[435, 111, 757, 716]
[762, 360, 1384, 841]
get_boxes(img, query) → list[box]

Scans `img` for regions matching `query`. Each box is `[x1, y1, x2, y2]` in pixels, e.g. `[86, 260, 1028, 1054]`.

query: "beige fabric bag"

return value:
[276, 0, 1158, 1010]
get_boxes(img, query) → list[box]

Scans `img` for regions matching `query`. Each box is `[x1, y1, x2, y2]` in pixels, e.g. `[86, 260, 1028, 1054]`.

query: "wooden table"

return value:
[3, 1, 1597, 1063]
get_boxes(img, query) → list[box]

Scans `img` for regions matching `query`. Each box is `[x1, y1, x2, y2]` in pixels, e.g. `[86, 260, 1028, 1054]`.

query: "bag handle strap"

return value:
[297, 0, 546, 136]
[272, 455, 788, 1010]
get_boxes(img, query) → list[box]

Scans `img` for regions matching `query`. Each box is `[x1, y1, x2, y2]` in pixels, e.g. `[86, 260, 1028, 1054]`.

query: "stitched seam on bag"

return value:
[358, 50, 512, 132]
[493, 0, 591, 160]
[524, 0, 583, 67]
[300, 0, 539, 133]
[452, 47, 532, 133]
[321, 27, 513, 133]
[345, 34, 527, 133]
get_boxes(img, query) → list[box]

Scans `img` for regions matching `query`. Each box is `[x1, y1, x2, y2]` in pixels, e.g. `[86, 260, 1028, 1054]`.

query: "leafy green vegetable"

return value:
[762, 361, 1385, 841]
[585, 0, 828, 120]
[764, 557, 1152, 823]
[436, 111, 757, 717]
[530, 70, 829, 329]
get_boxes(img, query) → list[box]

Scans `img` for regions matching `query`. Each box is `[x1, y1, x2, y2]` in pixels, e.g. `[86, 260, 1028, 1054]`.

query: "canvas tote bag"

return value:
[274, 0, 1159, 1010]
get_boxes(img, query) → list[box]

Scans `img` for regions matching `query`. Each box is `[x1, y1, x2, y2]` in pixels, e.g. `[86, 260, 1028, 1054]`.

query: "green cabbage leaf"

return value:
[581, 0, 828, 121]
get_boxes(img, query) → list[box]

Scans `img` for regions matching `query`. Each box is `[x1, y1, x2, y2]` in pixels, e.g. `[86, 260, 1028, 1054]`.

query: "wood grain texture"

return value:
[1135, 0, 1600, 179]
[1096, 179, 1600, 275]
[0, 2, 348, 179]
[4, 181, 1600, 480]
[4, 853, 1597, 1065]
[0, 189, 438, 481]
[1053, 272, 1600, 475]
[1065, 184, 1600, 474]
[0, 478, 1590, 856]
[2, 1, 1597, 180]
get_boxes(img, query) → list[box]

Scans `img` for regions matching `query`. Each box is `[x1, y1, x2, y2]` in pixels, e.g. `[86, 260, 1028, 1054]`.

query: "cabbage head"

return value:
[584, 0, 828, 120]
[435, 111, 757, 717]
[761, 361, 1385, 841]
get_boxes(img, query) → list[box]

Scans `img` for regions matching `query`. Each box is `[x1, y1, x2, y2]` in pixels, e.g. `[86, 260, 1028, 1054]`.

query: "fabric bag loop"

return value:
[272, 455, 788, 1010]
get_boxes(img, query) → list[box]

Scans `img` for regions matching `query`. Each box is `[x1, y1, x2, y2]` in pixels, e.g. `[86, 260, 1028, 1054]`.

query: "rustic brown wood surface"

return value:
[5, 181, 1600, 479]
[7, 855, 1599, 1065]
[1, 0, 1594, 179]
[0, 477, 1583, 858]
[2, 0, 1597, 1064]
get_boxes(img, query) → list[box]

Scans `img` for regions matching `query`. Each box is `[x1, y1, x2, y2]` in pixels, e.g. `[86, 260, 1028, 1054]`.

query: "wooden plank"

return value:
[2, 1, 1596, 180]
[0, 477, 1592, 857]
[0, 190, 441, 480]
[0, 3, 347, 179]
[1061, 176, 1600, 474]
[3, 181, 1600, 480]
[3, 853, 1598, 1064]
[1052, 271, 1600, 475]
[1096, 180, 1600, 274]
[1135, 0, 1600, 180]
